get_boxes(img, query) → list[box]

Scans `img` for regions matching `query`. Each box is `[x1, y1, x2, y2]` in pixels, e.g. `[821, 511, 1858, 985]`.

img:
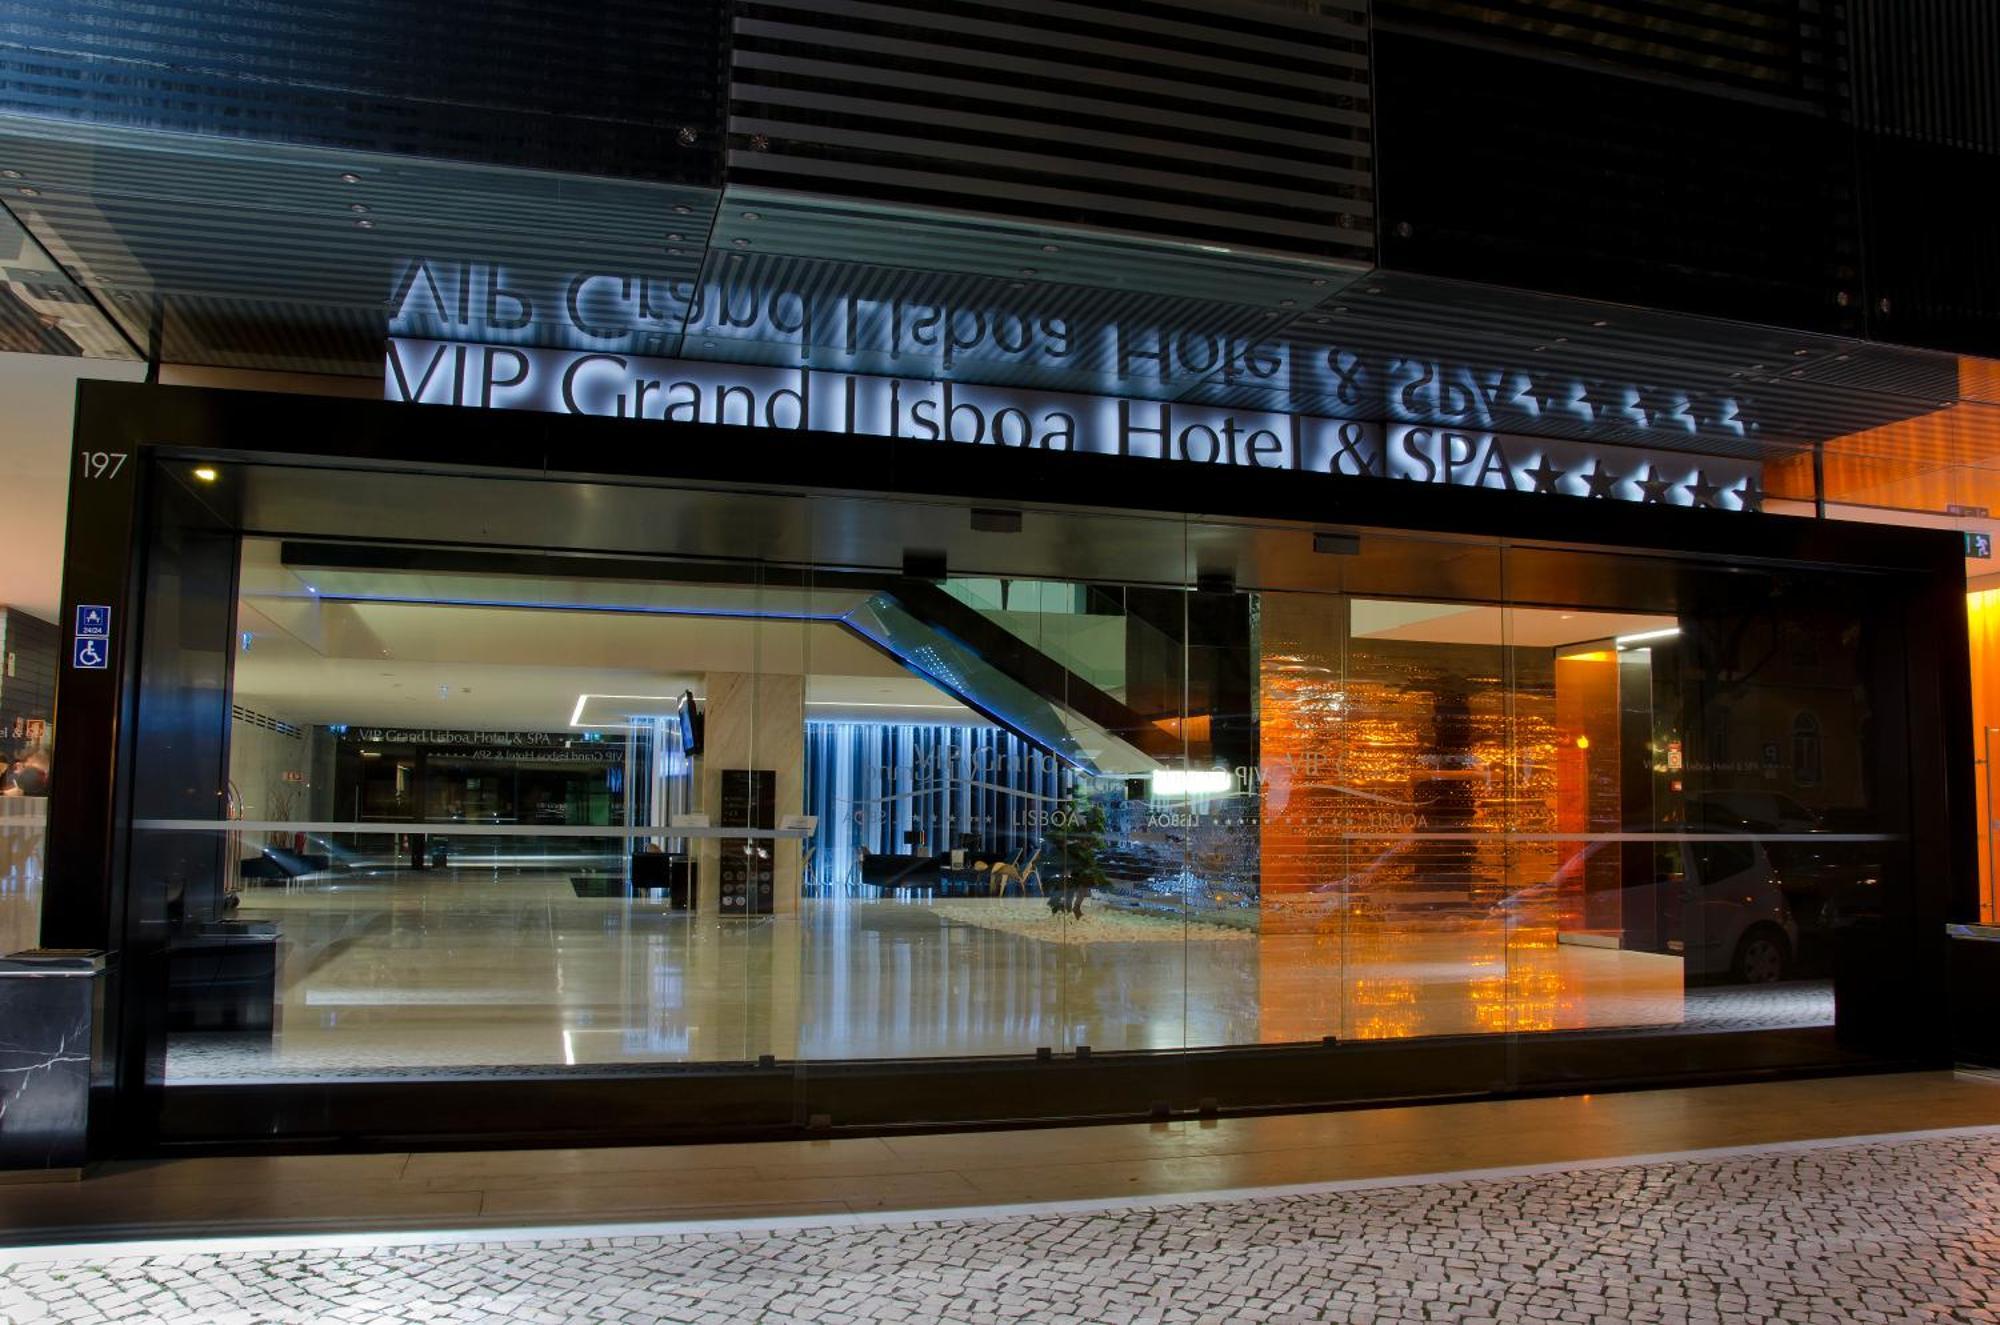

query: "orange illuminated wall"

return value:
[1255, 595, 1564, 1041]
[1553, 651, 1622, 933]
[1968, 589, 2000, 923]
[1767, 356, 2000, 513]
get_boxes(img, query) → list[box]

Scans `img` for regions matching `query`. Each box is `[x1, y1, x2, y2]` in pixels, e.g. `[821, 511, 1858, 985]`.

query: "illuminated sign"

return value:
[391, 260, 1767, 448]
[1967, 531, 1992, 560]
[386, 338, 1764, 510]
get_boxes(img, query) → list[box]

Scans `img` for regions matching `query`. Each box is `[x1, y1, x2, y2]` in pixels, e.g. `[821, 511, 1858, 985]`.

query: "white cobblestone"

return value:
[3, 1131, 1997, 1323]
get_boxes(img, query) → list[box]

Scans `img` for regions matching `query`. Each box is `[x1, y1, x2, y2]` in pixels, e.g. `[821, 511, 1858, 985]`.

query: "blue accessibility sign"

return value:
[72, 636, 109, 670]
[75, 604, 111, 638]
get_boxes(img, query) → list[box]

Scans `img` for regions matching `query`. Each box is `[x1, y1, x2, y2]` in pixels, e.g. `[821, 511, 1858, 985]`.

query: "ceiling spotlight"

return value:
[731, 237, 749, 247]
[338, 172, 361, 184]
[672, 203, 692, 214]
[355, 218, 374, 229]
[741, 210, 761, 221]
[17, 186, 39, 197]
[192, 467, 218, 483]
[1019, 267, 1038, 277]
[1591, 319, 1609, 328]
[0, 169, 19, 179]
[1792, 348, 1810, 356]
[349, 202, 369, 213]
[1041, 243, 1060, 253]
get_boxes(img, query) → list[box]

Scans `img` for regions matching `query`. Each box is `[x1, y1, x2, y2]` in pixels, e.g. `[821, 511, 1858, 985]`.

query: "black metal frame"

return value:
[45, 379, 1978, 1157]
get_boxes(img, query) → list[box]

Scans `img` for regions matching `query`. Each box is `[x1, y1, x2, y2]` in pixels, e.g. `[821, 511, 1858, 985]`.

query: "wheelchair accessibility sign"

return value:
[73, 636, 109, 670]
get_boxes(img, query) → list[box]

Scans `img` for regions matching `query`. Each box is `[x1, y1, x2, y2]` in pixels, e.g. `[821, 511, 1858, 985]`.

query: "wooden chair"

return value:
[989, 848, 1042, 897]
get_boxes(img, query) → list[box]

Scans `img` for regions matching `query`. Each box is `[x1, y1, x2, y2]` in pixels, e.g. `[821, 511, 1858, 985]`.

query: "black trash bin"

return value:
[168, 922, 280, 1036]
[0, 950, 107, 1173]
[1948, 924, 2000, 1068]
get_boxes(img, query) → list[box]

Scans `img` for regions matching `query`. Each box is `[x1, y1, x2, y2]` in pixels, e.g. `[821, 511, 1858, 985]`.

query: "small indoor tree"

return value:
[1045, 785, 1109, 919]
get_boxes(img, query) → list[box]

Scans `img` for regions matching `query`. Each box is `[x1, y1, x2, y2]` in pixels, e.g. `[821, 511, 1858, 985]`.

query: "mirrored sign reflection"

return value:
[388, 258, 1767, 467]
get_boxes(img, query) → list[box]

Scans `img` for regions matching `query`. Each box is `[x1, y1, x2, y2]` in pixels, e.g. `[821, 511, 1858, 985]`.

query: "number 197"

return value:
[79, 451, 128, 479]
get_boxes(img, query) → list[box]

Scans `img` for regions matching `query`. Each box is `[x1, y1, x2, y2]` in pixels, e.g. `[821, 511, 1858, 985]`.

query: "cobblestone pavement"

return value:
[4, 1129, 1996, 1324]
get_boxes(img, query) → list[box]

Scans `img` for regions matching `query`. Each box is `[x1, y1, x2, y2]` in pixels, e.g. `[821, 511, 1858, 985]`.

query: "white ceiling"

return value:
[1348, 599, 1677, 648]
[235, 540, 978, 729]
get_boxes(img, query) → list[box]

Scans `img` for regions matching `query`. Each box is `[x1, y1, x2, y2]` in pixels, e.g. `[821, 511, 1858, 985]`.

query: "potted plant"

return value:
[1045, 786, 1109, 919]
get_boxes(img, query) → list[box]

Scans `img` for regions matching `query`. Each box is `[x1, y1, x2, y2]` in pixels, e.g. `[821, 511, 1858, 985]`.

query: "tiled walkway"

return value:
[5, 1126, 1999, 1324]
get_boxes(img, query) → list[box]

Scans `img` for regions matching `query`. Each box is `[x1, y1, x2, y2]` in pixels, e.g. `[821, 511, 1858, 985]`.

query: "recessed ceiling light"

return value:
[672, 203, 692, 214]
[1310, 278, 1327, 286]
[192, 467, 218, 482]
[665, 232, 681, 242]
[1019, 267, 1037, 277]
[731, 237, 749, 247]
[17, 186, 39, 197]
[1591, 319, 1609, 328]
[1041, 243, 1060, 253]
[741, 210, 760, 221]
[0, 169, 19, 179]
[349, 203, 369, 213]
[1793, 348, 1810, 356]
[338, 172, 360, 184]
[355, 218, 374, 229]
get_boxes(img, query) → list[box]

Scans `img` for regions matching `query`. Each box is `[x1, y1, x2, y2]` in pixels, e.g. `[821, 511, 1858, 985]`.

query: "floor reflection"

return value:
[162, 871, 1831, 1081]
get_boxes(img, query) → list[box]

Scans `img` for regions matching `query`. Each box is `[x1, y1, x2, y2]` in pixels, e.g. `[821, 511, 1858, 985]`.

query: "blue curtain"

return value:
[804, 722, 1069, 883]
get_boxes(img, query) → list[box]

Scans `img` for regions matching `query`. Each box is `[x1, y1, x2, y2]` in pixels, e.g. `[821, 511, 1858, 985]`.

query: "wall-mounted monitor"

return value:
[677, 690, 704, 756]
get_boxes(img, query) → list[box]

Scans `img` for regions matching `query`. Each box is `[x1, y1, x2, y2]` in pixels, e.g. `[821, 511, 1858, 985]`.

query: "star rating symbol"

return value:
[1574, 381, 1622, 422]
[1619, 387, 1650, 428]
[1733, 476, 1764, 512]
[1635, 466, 1680, 504]
[1657, 391, 1698, 434]
[1686, 470, 1722, 508]
[1508, 373, 1543, 417]
[1522, 455, 1567, 494]
[1715, 397, 1747, 437]
[1580, 459, 1623, 498]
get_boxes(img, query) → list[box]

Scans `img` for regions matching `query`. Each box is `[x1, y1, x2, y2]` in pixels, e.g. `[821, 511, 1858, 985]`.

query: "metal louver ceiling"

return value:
[3, 111, 1997, 475]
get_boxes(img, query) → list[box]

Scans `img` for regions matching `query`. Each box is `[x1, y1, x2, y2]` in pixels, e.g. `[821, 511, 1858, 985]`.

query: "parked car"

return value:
[1495, 835, 1799, 983]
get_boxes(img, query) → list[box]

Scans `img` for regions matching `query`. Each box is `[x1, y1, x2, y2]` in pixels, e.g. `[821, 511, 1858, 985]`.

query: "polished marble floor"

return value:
[156, 870, 1820, 1081]
[5, 1114, 1998, 1323]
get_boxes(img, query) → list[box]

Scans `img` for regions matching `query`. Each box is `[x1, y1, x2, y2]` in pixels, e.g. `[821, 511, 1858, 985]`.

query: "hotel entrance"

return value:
[41, 382, 1969, 1154]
